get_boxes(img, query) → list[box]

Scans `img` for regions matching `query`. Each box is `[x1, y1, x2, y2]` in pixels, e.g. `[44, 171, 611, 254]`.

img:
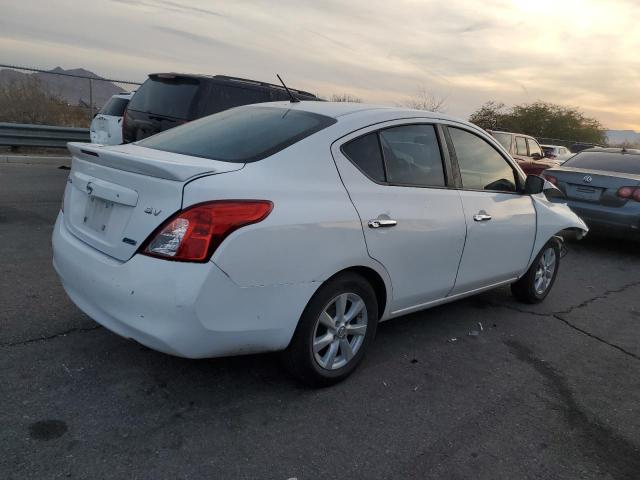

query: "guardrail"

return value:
[0, 123, 90, 149]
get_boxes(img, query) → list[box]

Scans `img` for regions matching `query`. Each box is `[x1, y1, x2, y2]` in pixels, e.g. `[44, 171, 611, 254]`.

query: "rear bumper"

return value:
[52, 213, 316, 358]
[552, 198, 640, 233]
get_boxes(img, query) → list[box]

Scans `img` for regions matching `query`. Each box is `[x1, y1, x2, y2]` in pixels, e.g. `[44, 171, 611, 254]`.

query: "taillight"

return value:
[140, 200, 273, 262]
[617, 186, 640, 201]
[543, 174, 558, 185]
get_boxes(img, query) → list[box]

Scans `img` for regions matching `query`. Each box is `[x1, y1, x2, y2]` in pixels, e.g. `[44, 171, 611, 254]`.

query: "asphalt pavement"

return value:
[1, 161, 639, 479]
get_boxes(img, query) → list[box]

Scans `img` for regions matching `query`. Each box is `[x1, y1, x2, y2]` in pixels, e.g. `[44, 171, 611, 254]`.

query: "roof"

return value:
[254, 100, 465, 123]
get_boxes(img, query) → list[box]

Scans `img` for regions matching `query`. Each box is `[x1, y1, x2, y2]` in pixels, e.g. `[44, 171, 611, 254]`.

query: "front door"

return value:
[332, 122, 467, 313]
[446, 126, 536, 294]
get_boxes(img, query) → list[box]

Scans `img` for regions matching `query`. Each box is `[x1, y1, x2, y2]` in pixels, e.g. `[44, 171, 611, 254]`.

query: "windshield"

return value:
[99, 97, 129, 116]
[139, 106, 337, 163]
[127, 76, 199, 119]
[563, 152, 640, 175]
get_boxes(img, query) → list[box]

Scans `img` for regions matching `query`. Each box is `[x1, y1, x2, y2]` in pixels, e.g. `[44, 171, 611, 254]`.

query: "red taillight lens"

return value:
[634, 189, 640, 202]
[617, 186, 634, 198]
[543, 174, 558, 185]
[141, 200, 273, 262]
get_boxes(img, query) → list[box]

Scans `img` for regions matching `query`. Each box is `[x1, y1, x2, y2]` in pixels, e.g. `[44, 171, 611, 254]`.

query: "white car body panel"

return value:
[52, 101, 588, 359]
[89, 93, 132, 145]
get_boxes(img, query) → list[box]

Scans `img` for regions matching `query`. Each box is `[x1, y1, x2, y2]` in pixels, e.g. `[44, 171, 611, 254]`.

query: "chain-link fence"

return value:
[0, 64, 142, 125]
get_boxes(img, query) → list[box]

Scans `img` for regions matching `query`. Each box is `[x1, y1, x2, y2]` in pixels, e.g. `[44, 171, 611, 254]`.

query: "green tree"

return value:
[469, 101, 606, 144]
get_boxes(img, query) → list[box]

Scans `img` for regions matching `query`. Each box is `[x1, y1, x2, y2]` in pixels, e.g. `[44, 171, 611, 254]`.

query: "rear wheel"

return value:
[511, 240, 560, 303]
[283, 273, 378, 387]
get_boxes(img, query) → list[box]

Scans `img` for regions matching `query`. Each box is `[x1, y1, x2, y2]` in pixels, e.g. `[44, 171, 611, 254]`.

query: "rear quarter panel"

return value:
[182, 128, 391, 293]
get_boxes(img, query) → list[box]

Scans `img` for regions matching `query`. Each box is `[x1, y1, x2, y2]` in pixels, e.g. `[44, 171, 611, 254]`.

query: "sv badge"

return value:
[144, 207, 162, 216]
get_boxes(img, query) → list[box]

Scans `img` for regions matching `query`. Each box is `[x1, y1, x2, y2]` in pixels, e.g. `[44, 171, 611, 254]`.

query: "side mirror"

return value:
[524, 175, 545, 195]
[531, 152, 543, 160]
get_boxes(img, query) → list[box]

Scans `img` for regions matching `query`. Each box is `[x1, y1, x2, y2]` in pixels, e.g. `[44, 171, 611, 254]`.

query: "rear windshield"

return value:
[138, 106, 337, 163]
[127, 76, 199, 119]
[563, 152, 640, 175]
[542, 146, 555, 154]
[491, 132, 512, 150]
[100, 97, 129, 116]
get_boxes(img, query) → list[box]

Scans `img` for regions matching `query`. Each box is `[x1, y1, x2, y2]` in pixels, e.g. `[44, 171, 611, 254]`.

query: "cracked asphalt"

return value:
[1, 162, 639, 479]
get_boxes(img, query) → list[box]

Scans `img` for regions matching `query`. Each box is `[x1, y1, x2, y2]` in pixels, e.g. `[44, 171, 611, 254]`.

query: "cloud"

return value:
[0, 0, 639, 129]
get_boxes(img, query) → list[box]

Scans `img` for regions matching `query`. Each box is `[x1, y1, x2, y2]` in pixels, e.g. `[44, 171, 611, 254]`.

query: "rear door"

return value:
[445, 126, 536, 293]
[332, 121, 467, 313]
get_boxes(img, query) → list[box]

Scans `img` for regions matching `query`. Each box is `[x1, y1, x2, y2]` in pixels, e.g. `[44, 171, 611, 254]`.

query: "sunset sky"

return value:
[1, 0, 638, 130]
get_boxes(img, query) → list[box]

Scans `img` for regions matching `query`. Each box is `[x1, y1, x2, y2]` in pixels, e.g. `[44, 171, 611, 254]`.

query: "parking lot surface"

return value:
[1, 162, 639, 479]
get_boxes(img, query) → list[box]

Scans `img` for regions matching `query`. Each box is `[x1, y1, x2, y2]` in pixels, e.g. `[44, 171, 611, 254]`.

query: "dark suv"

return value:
[123, 73, 319, 143]
[487, 130, 558, 175]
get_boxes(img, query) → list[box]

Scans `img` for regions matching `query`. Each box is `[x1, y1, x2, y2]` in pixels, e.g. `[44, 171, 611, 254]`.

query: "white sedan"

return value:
[52, 102, 587, 386]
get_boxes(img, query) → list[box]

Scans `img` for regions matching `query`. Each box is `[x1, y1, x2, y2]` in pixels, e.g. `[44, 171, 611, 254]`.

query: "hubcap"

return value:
[312, 292, 368, 370]
[534, 247, 556, 295]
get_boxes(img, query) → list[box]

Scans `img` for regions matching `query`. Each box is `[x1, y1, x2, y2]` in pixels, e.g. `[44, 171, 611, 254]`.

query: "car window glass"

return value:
[99, 97, 129, 116]
[139, 106, 336, 163]
[449, 127, 517, 192]
[516, 137, 528, 156]
[379, 125, 445, 187]
[492, 132, 512, 151]
[128, 77, 199, 119]
[563, 152, 640, 175]
[527, 139, 543, 157]
[342, 133, 385, 182]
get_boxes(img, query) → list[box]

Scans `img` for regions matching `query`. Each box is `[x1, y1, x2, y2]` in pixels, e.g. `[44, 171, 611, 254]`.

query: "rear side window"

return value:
[516, 137, 528, 155]
[449, 127, 517, 192]
[139, 106, 336, 163]
[100, 97, 129, 116]
[527, 138, 543, 157]
[341, 133, 385, 182]
[492, 132, 512, 151]
[380, 125, 445, 187]
[128, 77, 199, 119]
[563, 152, 640, 175]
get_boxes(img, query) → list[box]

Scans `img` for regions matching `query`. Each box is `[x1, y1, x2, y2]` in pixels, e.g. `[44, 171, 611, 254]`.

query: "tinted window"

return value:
[139, 106, 336, 163]
[199, 85, 271, 116]
[516, 137, 528, 155]
[527, 138, 543, 157]
[492, 132, 512, 151]
[128, 77, 199, 119]
[563, 152, 640, 175]
[100, 97, 129, 116]
[342, 133, 385, 182]
[380, 125, 445, 187]
[450, 127, 516, 192]
[542, 146, 555, 155]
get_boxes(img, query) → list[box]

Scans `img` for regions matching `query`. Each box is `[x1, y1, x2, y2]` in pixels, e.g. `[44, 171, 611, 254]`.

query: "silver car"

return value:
[543, 148, 640, 237]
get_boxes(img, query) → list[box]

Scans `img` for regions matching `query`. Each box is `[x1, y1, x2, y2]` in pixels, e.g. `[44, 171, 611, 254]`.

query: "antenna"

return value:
[276, 74, 300, 103]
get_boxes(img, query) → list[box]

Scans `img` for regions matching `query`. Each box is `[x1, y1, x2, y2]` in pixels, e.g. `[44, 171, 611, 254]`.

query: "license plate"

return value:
[84, 197, 114, 233]
[568, 184, 601, 201]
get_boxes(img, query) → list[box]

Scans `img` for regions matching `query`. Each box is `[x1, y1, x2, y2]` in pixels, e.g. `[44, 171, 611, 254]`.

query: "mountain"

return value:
[606, 130, 640, 146]
[0, 67, 127, 109]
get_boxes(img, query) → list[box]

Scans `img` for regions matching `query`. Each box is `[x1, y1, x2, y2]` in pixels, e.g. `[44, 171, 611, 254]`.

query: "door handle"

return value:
[473, 213, 492, 222]
[368, 219, 397, 228]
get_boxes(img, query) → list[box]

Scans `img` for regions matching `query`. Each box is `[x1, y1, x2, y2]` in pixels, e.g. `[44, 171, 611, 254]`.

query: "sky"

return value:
[1, 0, 639, 130]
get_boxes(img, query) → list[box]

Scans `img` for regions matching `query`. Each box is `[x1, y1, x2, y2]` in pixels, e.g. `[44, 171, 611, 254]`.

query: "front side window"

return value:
[379, 125, 445, 187]
[341, 133, 385, 182]
[527, 138, 543, 157]
[449, 127, 517, 192]
[516, 137, 528, 156]
[139, 106, 336, 163]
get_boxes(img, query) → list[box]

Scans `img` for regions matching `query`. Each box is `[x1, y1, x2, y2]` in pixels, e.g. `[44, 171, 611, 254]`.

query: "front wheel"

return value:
[283, 272, 378, 387]
[511, 240, 561, 304]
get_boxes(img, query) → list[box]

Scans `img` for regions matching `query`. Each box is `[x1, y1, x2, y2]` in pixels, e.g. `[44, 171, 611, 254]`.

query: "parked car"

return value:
[487, 130, 558, 175]
[89, 92, 133, 145]
[541, 144, 573, 163]
[53, 102, 587, 386]
[123, 73, 319, 143]
[543, 147, 640, 237]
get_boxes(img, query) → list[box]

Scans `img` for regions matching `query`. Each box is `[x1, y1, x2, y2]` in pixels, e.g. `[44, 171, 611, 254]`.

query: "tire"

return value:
[511, 239, 561, 304]
[283, 272, 378, 387]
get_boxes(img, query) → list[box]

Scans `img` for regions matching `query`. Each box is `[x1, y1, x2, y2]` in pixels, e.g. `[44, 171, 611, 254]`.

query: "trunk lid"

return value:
[546, 166, 640, 207]
[63, 143, 243, 261]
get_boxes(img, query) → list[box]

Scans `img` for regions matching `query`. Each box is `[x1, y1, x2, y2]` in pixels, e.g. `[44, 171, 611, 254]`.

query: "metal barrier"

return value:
[0, 122, 89, 149]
